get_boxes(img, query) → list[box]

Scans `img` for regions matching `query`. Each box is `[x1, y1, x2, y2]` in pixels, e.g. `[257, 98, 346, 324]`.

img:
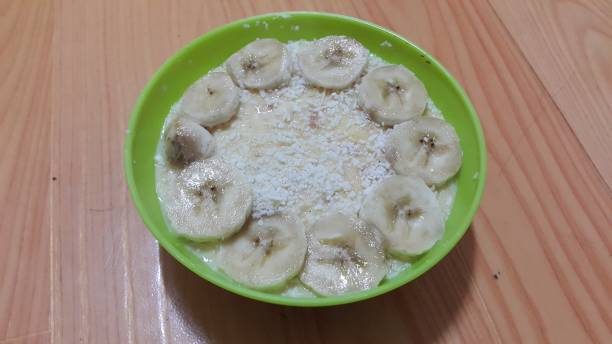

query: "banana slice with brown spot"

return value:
[226, 39, 291, 89]
[164, 117, 216, 167]
[159, 158, 252, 241]
[299, 213, 388, 296]
[219, 216, 307, 290]
[358, 65, 428, 126]
[181, 72, 240, 127]
[359, 175, 444, 257]
[385, 117, 462, 185]
[297, 36, 369, 90]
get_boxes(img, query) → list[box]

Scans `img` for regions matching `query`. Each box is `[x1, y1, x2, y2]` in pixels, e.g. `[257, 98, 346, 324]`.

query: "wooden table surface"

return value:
[1, 0, 611, 343]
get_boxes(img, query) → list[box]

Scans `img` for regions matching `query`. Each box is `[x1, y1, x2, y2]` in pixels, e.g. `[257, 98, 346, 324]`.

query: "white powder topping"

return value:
[253, 21, 270, 30]
[210, 41, 393, 225]
[385, 258, 412, 279]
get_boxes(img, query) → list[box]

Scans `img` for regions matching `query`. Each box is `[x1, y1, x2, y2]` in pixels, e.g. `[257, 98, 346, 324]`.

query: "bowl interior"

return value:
[125, 12, 486, 307]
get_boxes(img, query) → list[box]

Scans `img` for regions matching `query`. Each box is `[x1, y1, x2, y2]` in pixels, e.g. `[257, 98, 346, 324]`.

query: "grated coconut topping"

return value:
[203, 41, 392, 224]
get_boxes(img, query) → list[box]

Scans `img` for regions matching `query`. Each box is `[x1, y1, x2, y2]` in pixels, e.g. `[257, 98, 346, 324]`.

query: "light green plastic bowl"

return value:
[125, 12, 486, 307]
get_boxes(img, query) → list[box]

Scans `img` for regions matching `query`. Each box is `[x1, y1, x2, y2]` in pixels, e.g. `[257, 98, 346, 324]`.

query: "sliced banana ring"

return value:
[226, 38, 291, 90]
[219, 216, 307, 290]
[299, 213, 388, 296]
[297, 35, 369, 90]
[360, 175, 444, 257]
[161, 158, 252, 241]
[181, 72, 240, 127]
[164, 117, 216, 167]
[386, 116, 462, 185]
[358, 65, 428, 126]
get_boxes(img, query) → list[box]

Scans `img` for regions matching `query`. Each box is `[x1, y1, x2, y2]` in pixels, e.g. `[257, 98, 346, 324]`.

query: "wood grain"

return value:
[489, 0, 612, 186]
[1, 0, 610, 343]
[0, 0, 52, 341]
[1, 333, 50, 344]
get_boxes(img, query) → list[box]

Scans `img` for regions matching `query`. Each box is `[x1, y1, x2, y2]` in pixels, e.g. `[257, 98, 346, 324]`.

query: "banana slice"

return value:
[359, 175, 444, 257]
[161, 158, 253, 241]
[297, 35, 368, 90]
[358, 65, 428, 126]
[385, 117, 462, 185]
[181, 72, 240, 127]
[164, 117, 216, 167]
[219, 216, 307, 290]
[226, 39, 290, 89]
[299, 213, 388, 296]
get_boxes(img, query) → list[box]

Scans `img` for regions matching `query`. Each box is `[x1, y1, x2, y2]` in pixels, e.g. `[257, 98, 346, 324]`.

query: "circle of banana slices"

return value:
[157, 35, 464, 296]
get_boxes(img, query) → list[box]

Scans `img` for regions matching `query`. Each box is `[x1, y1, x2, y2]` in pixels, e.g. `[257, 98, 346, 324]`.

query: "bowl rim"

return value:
[124, 11, 487, 307]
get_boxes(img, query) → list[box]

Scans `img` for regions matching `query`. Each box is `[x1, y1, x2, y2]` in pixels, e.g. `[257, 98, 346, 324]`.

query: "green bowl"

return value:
[125, 12, 487, 307]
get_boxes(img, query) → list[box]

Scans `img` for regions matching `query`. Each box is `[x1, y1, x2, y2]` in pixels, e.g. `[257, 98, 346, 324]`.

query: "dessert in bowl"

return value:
[125, 12, 486, 306]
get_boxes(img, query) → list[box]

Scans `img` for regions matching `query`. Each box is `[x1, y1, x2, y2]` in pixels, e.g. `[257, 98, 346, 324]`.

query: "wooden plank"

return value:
[438, 1, 612, 342]
[0, 332, 50, 344]
[42, 0, 612, 343]
[0, 1, 53, 341]
[489, 0, 612, 186]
